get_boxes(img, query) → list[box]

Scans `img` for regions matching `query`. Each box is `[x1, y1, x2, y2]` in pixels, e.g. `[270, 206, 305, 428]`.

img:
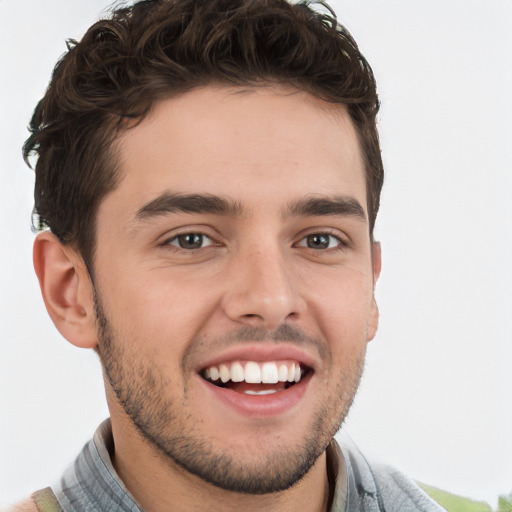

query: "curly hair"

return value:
[23, 0, 383, 269]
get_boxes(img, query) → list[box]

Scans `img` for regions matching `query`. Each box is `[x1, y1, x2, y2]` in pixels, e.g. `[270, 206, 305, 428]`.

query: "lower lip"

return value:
[199, 372, 313, 418]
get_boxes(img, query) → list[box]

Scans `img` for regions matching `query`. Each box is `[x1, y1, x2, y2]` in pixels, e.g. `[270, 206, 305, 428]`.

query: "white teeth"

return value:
[243, 389, 278, 395]
[261, 362, 279, 384]
[287, 363, 296, 382]
[230, 362, 244, 382]
[278, 364, 288, 382]
[209, 366, 220, 381]
[244, 362, 262, 383]
[203, 360, 305, 385]
[219, 364, 230, 383]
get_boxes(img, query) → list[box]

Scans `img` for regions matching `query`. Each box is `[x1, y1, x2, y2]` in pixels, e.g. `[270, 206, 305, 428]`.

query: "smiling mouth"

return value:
[200, 360, 311, 395]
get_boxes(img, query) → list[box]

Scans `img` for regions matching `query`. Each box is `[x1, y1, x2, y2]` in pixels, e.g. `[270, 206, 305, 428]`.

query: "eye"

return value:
[167, 233, 214, 250]
[296, 233, 342, 250]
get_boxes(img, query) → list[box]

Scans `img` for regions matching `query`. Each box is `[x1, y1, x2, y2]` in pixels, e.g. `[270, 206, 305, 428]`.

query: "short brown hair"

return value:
[24, 0, 383, 269]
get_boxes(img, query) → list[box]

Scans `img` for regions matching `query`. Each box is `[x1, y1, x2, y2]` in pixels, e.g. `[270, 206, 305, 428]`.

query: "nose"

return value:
[221, 244, 306, 330]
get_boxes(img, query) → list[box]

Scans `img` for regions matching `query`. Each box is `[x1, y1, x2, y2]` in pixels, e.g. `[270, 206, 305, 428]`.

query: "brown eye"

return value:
[307, 234, 328, 249]
[169, 233, 212, 250]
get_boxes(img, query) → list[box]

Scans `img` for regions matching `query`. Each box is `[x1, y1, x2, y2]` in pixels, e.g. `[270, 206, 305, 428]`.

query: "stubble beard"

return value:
[93, 289, 366, 494]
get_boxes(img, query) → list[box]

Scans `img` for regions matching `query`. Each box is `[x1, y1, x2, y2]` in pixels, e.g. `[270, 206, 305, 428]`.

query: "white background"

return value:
[1, 0, 511, 508]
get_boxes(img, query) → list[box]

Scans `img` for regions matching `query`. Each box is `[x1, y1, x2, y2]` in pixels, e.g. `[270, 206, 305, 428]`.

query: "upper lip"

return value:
[195, 344, 317, 373]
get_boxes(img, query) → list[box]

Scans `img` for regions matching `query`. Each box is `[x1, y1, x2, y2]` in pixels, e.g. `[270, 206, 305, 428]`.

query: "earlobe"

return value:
[33, 232, 97, 349]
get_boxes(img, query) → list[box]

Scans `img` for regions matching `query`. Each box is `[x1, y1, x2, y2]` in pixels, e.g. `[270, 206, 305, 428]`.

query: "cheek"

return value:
[100, 265, 221, 355]
[306, 270, 375, 342]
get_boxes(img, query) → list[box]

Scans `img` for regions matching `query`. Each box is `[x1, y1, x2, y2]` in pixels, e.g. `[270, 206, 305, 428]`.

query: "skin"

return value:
[32, 85, 381, 512]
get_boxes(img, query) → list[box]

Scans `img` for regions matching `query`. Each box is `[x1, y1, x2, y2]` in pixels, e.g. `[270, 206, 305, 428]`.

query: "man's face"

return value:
[92, 85, 380, 493]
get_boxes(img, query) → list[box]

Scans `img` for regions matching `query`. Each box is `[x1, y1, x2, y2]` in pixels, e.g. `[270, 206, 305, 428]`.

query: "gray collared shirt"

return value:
[46, 419, 445, 511]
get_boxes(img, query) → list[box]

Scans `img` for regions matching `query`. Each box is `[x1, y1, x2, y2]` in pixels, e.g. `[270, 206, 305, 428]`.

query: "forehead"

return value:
[104, 85, 366, 220]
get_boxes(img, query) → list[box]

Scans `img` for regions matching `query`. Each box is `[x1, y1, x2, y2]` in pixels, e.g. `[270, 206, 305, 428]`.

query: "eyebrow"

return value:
[285, 195, 367, 222]
[135, 192, 243, 220]
[133, 192, 366, 224]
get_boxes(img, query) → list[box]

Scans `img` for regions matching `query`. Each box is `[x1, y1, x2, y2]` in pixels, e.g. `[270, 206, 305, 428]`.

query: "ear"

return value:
[367, 241, 381, 342]
[33, 231, 98, 349]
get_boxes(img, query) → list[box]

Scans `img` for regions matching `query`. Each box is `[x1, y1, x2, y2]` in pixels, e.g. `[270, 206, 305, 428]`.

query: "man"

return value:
[12, 0, 446, 510]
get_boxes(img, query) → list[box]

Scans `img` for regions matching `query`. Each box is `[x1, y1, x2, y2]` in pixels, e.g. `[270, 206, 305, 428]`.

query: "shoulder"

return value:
[370, 463, 448, 511]
[3, 488, 62, 512]
[2, 499, 39, 512]
[333, 435, 447, 511]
